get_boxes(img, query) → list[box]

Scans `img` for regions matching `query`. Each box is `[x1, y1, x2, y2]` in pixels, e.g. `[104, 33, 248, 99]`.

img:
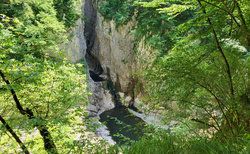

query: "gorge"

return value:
[1, 0, 249, 153]
[62, 0, 250, 147]
[62, 0, 150, 144]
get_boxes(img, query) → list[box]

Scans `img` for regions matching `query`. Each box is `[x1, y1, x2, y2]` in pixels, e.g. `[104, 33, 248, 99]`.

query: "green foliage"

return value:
[133, 0, 194, 55]
[122, 134, 250, 154]
[1, 56, 88, 121]
[99, 0, 135, 26]
[0, 37, 90, 153]
[96, 124, 250, 153]
[53, 0, 81, 28]
[0, 0, 82, 59]
[135, 0, 250, 139]
[133, 5, 174, 54]
[0, 6, 92, 153]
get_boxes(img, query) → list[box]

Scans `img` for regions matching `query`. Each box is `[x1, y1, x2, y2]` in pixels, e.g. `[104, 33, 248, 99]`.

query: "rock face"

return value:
[50, 1, 86, 64]
[61, 18, 86, 63]
[83, 0, 147, 116]
[59, 0, 147, 116]
[58, 0, 152, 144]
[94, 15, 137, 94]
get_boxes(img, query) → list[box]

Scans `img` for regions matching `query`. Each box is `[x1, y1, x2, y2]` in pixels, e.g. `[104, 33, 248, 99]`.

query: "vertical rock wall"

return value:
[51, 1, 86, 64]
[60, 0, 148, 116]
[84, 0, 115, 116]
[83, 0, 148, 116]
[61, 18, 86, 63]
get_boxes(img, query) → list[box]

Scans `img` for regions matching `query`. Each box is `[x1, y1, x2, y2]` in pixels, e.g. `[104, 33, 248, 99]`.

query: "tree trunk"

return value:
[197, 0, 239, 135]
[0, 70, 58, 154]
[38, 125, 58, 154]
[0, 115, 30, 154]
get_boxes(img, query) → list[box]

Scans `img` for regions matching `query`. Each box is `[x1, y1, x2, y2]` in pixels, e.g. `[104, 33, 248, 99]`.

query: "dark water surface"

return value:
[99, 106, 145, 145]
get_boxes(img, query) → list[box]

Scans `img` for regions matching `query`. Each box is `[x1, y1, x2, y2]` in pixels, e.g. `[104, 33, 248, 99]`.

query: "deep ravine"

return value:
[83, 0, 146, 145]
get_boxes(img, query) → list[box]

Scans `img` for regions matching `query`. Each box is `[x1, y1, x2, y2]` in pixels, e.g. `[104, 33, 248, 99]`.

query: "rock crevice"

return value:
[83, 0, 148, 116]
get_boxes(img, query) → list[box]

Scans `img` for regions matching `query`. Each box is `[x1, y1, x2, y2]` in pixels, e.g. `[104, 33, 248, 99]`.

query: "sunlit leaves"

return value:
[133, 0, 250, 137]
[53, 0, 81, 28]
[0, 12, 90, 153]
[1, 0, 68, 58]
[99, 0, 136, 26]
[135, 0, 169, 8]
[157, 4, 194, 19]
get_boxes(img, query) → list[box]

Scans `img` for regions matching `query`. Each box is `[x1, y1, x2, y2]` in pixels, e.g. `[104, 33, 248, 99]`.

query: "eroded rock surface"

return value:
[83, 0, 149, 115]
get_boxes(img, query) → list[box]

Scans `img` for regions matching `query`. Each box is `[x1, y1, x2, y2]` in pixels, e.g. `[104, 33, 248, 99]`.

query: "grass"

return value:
[119, 134, 250, 154]
[92, 124, 250, 154]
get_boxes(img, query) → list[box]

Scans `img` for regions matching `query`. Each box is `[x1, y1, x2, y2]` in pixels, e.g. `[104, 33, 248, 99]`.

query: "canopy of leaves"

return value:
[0, 0, 81, 59]
[133, 0, 250, 139]
[53, 0, 81, 28]
[99, 0, 136, 26]
[98, 0, 250, 140]
[0, 0, 92, 153]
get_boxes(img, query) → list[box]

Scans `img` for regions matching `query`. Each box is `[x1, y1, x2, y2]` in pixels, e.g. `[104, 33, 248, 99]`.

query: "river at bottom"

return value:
[99, 106, 145, 145]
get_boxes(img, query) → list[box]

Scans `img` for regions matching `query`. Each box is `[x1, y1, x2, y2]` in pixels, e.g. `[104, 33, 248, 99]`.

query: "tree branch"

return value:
[220, 0, 250, 38]
[197, 0, 235, 103]
[200, 0, 227, 12]
[200, 0, 250, 38]
[198, 0, 240, 134]
[189, 75, 234, 135]
[0, 70, 58, 154]
[0, 115, 30, 154]
[191, 118, 216, 128]
[0, 70, 26, 115]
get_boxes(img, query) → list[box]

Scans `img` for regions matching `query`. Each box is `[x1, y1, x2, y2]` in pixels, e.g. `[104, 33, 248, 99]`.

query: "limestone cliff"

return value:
[60, 0, 148, 116]
[49, 1, 86, 64]
[61, 18, 86, 63]
[83, 0, 149, 116]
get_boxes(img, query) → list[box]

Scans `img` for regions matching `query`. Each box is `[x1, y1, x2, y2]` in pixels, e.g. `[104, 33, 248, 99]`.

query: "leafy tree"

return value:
[53, 0, 81, 28]
[99, 0, 136, 26]
[0, 0, 88, 152]
[135, 0, 249, 139]
[0, 0, 76, 60]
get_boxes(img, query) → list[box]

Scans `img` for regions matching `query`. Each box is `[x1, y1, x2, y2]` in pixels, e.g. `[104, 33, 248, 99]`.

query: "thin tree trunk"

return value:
[197, 0, 239, 134]
[38, 125, 58, 154]
[197, 0, 234, 99]
[200, 0, 250, 45]
[0, 115, 30, 154]
[0, 70, 58, 154]
[194, 80, 234, 136]
[234, 0, 250, 46]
